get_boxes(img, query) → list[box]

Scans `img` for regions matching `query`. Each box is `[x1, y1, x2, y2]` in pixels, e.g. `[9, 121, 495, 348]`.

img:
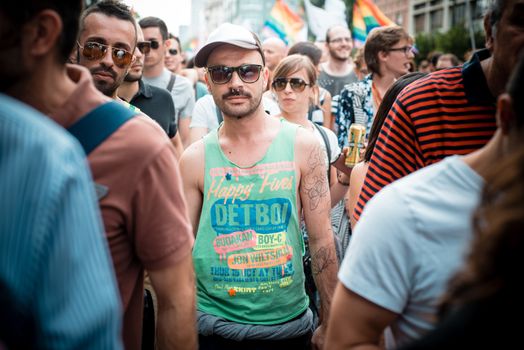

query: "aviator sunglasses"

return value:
[77, 41, 134, 68]
[272, 77, 310, 92]
[206, 64, 263, 84]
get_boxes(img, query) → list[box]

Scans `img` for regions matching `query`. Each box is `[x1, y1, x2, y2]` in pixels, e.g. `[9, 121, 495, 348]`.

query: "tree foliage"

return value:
[415, 24, 485, 64]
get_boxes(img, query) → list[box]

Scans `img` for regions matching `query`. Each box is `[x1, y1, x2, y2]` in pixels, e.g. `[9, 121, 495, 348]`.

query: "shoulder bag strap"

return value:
[67, 101, 136, 155]
[166, 74, 176, 92]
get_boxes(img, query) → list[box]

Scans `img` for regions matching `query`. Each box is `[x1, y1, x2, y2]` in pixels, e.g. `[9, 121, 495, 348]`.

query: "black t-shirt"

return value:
[129, 80, 177, 138]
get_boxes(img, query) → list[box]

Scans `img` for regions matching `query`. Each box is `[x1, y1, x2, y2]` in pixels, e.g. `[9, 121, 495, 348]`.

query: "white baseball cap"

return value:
[194, 23, 265, 68]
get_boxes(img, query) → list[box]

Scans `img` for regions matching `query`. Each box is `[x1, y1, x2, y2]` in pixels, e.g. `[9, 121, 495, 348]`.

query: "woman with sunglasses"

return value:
[272, 54, 347, 207]
[272, 54, 346, 330]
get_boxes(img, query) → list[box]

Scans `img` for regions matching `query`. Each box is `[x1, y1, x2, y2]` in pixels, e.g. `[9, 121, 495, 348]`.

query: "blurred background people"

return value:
[318, 25, 358, 100]
[165, 33, 184, 75]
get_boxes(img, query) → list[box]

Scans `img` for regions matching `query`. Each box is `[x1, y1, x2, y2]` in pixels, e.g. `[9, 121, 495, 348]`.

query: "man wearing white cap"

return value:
[180, 23, 338, 349]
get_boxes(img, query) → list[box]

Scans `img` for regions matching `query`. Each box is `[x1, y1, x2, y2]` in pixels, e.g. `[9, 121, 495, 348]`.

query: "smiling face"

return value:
[326, 26, 353, 62]
[205, 44, 268, 120]
[78, 12, 136, 97]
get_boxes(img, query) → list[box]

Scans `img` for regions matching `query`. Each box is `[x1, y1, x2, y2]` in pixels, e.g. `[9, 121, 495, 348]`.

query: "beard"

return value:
[329, 47, 351, 62]
[124, 70, 142, 82]
[90, 66, 122, 97]
[215, 87, 263, 119]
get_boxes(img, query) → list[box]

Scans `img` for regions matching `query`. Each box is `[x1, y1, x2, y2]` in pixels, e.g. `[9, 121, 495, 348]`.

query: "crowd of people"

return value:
[0, 0, 523, 349]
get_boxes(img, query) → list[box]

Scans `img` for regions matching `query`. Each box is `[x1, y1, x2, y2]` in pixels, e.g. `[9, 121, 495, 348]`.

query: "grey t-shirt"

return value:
[318, 69, 358, 98]
[143, 68, 195, 124]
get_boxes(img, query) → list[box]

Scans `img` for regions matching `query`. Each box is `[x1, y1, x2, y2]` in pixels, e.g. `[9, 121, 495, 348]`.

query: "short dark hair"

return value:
[288, 41, 322, 66]
[0, 0, 83, 64]
[139, 16, 169, 41]
[80, 0, 137, 45]
[488, 0, 508, 33]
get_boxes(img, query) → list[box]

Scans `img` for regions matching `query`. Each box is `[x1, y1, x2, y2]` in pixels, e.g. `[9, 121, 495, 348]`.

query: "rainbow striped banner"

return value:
[352, 0, 395, 47]
[263, 0, 304, 45]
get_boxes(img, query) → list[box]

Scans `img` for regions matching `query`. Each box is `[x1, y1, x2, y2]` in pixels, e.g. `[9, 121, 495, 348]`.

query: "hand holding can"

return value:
[345, 124, 366, 168]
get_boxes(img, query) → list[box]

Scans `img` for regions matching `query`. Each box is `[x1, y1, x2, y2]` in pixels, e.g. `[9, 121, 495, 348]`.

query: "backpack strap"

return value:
[167, 74, 176, 92]
[215, 105, 223, 124]
[67, 101, 136, 155]
[313, 123, 332, 181]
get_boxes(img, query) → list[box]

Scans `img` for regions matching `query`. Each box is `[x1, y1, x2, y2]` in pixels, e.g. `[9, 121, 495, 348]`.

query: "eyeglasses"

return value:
[150, 40, 160, 49]
[329, 37, 351, 44]
[207, 64, 262, 84]
[77, 41, 133, 68]
[388, 46, 414, 55]
[168, 48, 178, 55]
[137, 41, 151, 55]
[272, 77, 310, 92]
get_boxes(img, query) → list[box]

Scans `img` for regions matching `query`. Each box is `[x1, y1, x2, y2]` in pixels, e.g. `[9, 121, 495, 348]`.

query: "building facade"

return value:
[409, 0, 488, 34]
[374, 0, 410, 32]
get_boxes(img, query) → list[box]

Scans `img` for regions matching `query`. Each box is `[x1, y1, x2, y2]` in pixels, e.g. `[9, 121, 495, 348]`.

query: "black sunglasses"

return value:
[272, 77, 310, 92]
[168, 48, 178, 55]
[207, 64, 262, 84]
[137, 41, 151, 55]
[77, 41, 133, 68]
[150, 40, 160, 49]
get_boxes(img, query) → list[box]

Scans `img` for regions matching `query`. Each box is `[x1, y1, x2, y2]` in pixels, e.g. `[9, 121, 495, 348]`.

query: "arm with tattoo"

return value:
[298, 134, 339, 348]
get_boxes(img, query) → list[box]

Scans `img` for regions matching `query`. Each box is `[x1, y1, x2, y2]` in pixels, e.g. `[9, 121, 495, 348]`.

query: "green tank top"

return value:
[194, 119, 309, 325]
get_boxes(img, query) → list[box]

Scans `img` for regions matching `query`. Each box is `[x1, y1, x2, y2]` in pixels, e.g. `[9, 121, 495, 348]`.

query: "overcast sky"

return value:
[121, 0, 191, 35]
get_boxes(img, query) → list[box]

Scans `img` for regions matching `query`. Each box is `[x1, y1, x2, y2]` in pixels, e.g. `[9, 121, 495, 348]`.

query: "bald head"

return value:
[262, 37, 287, 71]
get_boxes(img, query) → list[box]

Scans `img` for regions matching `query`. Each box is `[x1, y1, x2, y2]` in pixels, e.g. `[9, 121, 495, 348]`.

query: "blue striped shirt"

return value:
[0, 94, 122, 349]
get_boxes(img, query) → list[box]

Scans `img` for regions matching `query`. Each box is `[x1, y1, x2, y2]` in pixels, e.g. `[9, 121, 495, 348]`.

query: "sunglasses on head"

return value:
[77, 41, 133, 68]
[206, 64, 262, 84]
[272, 77, 310, 92]
[168, 48, 178, 55]
[137, 41, 151, 55]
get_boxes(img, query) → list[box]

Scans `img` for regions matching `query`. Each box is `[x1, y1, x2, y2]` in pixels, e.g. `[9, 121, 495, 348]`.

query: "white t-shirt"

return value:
[339, 155, 484, 349]
[143, 68, 195, 123]
[189, 94, 280, 131]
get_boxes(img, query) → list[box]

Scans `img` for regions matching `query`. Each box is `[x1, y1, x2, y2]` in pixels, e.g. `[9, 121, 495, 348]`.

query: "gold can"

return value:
[345, 124, 366, 167]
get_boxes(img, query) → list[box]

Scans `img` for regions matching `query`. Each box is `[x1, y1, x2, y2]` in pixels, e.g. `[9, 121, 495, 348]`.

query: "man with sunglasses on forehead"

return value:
[180, 23, 338, 350]
[139, 16, 195, 149]
[76, 2, 196, 350]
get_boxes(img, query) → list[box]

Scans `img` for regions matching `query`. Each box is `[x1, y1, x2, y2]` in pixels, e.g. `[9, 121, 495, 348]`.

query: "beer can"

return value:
[345, 124, 366, 167]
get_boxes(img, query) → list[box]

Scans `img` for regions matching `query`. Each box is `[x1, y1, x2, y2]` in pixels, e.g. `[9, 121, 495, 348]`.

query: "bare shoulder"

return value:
[294, 126, 325, 169]
[179, 139, 205, 181]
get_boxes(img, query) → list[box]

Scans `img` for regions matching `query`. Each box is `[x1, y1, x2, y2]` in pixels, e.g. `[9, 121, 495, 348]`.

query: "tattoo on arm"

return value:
[304, 144, 329, 211]
[311, 245, 337, 276]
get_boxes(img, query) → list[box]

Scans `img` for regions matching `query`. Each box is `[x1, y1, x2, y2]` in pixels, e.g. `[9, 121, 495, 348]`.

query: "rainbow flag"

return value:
[263, 0, 304, 45]
[352, 0, 395, 47]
